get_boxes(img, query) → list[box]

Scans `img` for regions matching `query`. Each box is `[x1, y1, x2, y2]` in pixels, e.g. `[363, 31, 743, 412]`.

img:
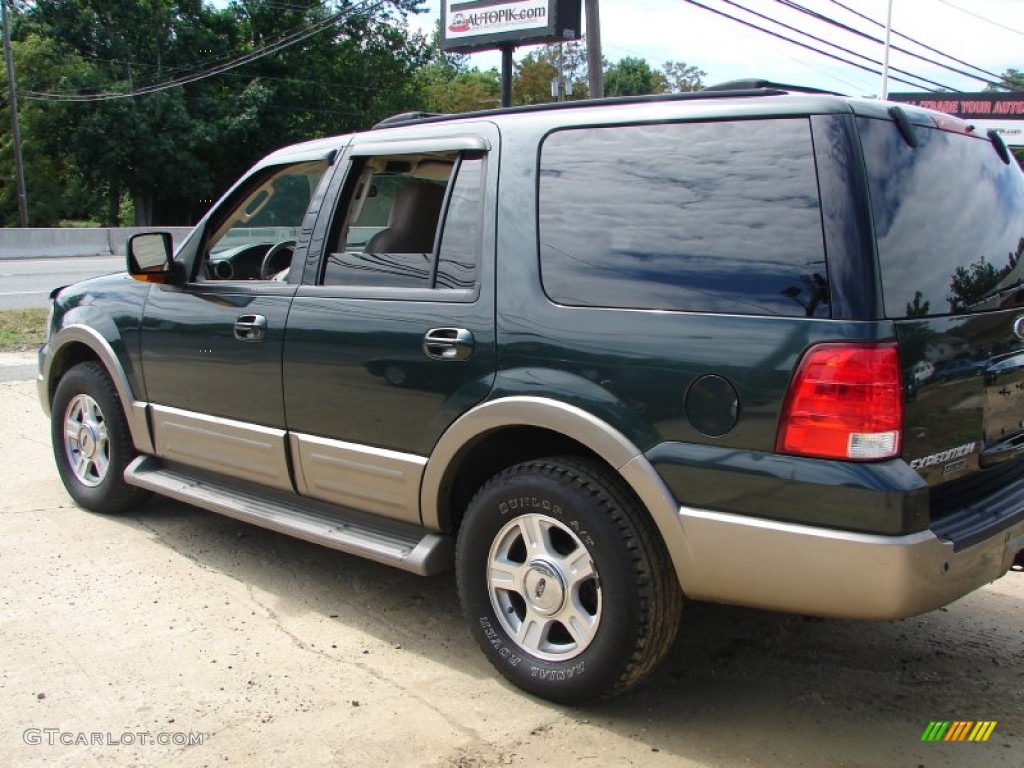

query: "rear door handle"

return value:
[234, 314, 268, 342]
[423, 328, 474, 360]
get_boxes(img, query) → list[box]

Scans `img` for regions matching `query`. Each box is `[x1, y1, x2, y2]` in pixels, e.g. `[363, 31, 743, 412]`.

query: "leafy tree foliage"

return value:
[661, 60, 706, 93]
[947, 245, 1021, 313]
[512, 40, 589, 105]
[1, 2, 716, 227]
[604, 56, 666, 97]
[997, 68, 1023, 91]
[4, 0, 429, 225]
[0, 34, 95, 225]
[415, 29, 500, 113]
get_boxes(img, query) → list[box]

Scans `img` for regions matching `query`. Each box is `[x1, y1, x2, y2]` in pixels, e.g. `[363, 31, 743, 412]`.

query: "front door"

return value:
[140, 157, 334, 489]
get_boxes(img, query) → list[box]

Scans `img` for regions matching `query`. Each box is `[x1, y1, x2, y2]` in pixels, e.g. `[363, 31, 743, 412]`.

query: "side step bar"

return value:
[125, 456, 453, 576]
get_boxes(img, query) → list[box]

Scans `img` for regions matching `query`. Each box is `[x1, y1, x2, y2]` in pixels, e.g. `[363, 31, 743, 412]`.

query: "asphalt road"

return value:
[0, 256, 124, 310]
[3, 363, 1023, 767]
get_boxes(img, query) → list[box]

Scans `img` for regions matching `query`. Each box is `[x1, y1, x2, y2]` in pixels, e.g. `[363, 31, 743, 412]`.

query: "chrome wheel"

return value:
[487, 513, 602, 661]
[63, 394, 110, 487]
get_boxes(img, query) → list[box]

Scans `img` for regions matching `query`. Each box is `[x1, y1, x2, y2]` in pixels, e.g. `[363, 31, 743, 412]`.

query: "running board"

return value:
[124, 456, 453, 576]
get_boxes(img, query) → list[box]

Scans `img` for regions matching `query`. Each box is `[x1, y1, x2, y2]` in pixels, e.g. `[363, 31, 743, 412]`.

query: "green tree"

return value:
[10, 0, 430, 226]
[0, 34, 95, 226]
[996, 68, 1023, 91]
[905, 290, 930, 317]
[604, 56, 666, 97]
[947, 256, 1015, 313]
[419, 67, 501, 113]
[414, 27, 499, 113]
[661, 60, 706, 93]
[512, 40, 590, 106]
[513, 49, 558, 105]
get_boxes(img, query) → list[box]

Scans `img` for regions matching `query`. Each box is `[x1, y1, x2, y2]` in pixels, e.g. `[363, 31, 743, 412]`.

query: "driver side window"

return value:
[201, 160, 328, 281]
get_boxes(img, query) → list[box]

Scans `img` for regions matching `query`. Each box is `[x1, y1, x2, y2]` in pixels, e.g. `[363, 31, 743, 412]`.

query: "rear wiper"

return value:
[967, 277, 1024, 310]
[989, 129, 1012, 165]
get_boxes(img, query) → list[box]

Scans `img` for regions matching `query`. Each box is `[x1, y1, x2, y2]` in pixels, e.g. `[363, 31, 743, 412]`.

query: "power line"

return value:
[25, 48, 390, 95]
[25, 9, 349, 100]
[677, 0, 938, 91]
[25, 0, 387, 102]
[932, 0, 1024, 38]
[784, 0, 1006, 89]
[826, 0, 1007, 85]
[721, 0, 958, 91]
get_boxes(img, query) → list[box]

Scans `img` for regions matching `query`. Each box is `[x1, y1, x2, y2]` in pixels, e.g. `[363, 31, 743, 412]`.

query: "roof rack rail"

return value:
[704, 79, 840, 95]
[372, 111, 449, 130]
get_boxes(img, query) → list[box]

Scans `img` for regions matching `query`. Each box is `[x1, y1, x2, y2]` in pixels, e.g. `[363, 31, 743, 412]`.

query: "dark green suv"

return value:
[38, 83, 1024, 704]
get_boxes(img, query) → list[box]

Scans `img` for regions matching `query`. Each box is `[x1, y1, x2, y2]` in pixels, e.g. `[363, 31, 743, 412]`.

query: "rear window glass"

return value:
[859, 117, 1024, 317]
[538, 118, 829, 317]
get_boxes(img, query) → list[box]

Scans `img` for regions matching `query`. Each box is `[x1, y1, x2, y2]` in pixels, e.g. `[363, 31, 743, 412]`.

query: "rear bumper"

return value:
[674, 505, 1024, 620]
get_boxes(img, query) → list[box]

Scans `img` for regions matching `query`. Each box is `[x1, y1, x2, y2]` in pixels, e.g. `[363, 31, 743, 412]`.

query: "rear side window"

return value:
[322, 152, 483, 291]
[860, 117, 1024, 317]
[538, 119, 829, 317]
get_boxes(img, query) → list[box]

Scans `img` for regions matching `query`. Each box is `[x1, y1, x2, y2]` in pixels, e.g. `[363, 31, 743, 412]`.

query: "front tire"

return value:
[51, 361, 151, 513]
[456, 457, 681, 704]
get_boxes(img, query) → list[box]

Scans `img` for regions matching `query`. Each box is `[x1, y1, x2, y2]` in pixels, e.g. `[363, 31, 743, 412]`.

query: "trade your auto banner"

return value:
[890, 92, 1024, 147]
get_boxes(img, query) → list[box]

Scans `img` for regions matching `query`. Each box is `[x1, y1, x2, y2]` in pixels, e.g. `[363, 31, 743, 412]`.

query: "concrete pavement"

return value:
[2, 360, 1022, 767]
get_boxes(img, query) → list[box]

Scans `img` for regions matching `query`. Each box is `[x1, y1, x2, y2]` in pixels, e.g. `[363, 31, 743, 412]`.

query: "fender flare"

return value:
[43, 325, 154, 454]
[420, 396, 694, 590]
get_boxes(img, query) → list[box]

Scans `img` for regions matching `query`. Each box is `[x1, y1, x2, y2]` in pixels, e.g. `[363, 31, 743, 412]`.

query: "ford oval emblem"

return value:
[1015, 316, 1024, 341]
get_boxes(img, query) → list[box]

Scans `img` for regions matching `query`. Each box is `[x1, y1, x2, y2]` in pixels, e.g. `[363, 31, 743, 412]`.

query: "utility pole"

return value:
[585, 0, 603, 99]
[558, 42, 565, 102]
[2, 0, 28, 226]
[500, 43, 514, 108]
[881, 0, 893, 99]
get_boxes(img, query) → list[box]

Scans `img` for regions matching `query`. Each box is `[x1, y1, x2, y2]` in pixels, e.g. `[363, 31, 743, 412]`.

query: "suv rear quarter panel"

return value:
[490, 101, 921, 535]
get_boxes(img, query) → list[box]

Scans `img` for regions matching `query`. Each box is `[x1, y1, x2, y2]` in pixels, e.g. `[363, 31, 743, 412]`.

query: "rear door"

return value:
[282, 124, 499, 524]
[858, 115, 1024, 493]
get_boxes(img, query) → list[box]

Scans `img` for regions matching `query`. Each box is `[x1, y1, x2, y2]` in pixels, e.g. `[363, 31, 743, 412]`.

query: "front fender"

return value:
[41, 322, 153, 455]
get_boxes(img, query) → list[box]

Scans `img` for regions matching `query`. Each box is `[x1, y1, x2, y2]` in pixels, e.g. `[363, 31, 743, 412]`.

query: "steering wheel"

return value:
[260, 240, 296, 280]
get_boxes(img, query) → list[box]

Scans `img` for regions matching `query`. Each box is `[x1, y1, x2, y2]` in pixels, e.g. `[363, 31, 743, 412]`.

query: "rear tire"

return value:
[456, 457, 681, 704]
[51, 361, 151, 513]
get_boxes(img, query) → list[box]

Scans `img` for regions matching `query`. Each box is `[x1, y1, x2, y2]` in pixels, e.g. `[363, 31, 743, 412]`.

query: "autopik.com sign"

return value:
[441, 0, 582, 53]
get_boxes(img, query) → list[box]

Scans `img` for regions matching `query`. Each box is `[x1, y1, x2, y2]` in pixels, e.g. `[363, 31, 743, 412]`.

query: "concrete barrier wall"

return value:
[0, 227, 193, 259]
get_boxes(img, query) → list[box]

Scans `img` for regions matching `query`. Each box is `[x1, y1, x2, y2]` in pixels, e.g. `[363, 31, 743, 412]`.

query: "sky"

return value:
[403, 0, 1023, 96]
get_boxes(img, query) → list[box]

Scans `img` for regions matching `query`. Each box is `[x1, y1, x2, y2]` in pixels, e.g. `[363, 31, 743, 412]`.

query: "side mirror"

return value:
[127, 232, 177, 284]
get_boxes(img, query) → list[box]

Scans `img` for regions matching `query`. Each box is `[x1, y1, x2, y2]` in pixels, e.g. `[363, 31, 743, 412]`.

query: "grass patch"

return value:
[0, 308, 48, 352]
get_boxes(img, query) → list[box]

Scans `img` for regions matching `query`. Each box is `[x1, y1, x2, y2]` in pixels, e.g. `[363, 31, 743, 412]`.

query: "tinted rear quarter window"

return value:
[538, 118, 829, 317]
[859, 117, 1024, 317]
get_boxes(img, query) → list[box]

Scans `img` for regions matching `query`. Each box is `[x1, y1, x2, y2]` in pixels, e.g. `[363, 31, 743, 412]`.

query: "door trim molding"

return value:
[290, 433, 426, 525]
[150, 405, 293, 492]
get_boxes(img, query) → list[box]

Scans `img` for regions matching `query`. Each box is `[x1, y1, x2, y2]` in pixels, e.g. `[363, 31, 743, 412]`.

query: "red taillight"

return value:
[776, 343, 903, 461]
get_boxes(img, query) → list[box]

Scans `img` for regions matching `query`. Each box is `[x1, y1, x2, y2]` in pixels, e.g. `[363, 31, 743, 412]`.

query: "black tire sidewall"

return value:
[51, 363, 137, 512]
[457, 463, 646, 704]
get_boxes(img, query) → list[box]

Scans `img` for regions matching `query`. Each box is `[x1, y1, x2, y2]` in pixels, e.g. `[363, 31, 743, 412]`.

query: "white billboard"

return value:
[445, 1, 550, 40]
[441, 0, 581, 53]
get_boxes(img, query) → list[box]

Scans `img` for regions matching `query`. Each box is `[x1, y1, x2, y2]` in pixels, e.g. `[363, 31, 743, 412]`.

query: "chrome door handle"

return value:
[423, 328, 474, 360]
[234, 314, 268, 341]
